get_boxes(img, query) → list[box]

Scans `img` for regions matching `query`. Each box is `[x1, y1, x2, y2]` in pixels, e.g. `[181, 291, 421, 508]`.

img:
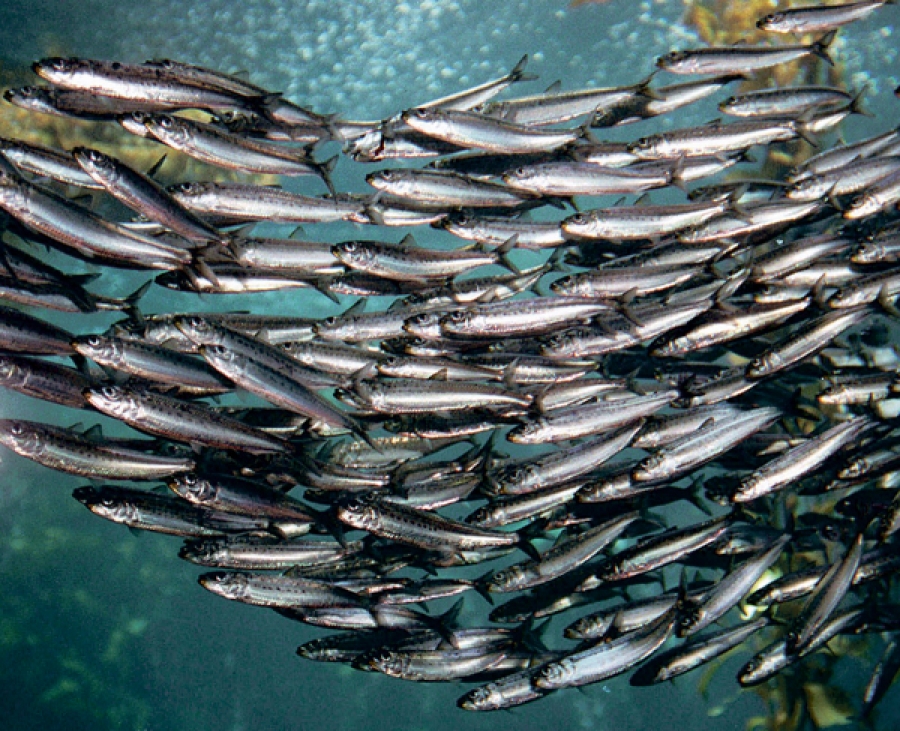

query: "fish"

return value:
[401, 108, 581, 154]
[83, 384, 292, 454]
[0, 418, 196, 480]
[757, 1, 892, 34]
[6, 24, 900, 721]
[72, 146, 228, 244]
[32, 57, 267, 110]
[656, 32, 836, 75]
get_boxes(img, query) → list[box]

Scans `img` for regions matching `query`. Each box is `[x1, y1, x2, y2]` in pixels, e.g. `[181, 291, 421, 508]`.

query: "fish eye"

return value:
[159, 116, 174, 129]
[342, 497, 365, 512]
[183, 473, 198, 486]
[86, 334, 102, 347]
[9, 422, 24, 436]
[568, 214, 587, 225]
[111, 62, 122, 70]
[322, 316, 337, 326]
[100, 385, 121, 399]
[51, 58, 71, 71]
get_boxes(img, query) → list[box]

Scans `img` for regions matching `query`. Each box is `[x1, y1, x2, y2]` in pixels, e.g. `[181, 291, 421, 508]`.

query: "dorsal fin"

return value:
[343, 298, 366, 317]
[544, 80, 562, 95]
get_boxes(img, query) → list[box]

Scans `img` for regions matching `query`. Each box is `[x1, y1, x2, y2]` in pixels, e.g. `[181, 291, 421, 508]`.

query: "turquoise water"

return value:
[1, 1, 900, 729]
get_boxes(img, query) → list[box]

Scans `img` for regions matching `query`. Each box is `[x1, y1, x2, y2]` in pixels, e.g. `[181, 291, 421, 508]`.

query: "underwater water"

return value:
[1, 1, 900, 730]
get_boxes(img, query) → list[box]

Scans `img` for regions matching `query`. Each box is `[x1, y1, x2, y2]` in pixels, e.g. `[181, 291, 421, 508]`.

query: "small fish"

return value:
[401, 108, 580, 154]
[785, 532, 866, 654]
[630, 618, 767, 685]
[72, 146, 227, 244]
[758, 1, 891, 34]
[533, 608, 676, 690]
[83, 384, 291, 454]
[0, 418, 196, 480]
[32, 57, 265, 110]
[656, 33, 836, 75]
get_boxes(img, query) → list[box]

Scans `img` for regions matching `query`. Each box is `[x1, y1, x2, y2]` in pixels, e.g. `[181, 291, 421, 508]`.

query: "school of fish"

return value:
[2, 0, 900, 720]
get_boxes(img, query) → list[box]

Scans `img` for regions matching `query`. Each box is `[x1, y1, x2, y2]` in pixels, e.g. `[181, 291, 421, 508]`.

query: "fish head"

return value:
[199, 571, 251, 600]
[173, 315, 217, 346]
[0, 419, 44, 457]
[144, 114, 190, 145]
[656, 51, 688, 71]
[627, 135, 659, 158]
[843, 192, 880, 220]
[548, 275, 580, 297]
[403, 312, 441, 338]
[337, 495, 381, 531]
[168, 472, 215, 503]
[365, 169, 412, 197]
[363, 649, 407, 677]
[167, 181, 211, 199]
[73, 486, 138, 524]
[560, 212, 594, 239]
[737, 647, 785, 687]
[117, 111, 155, 137]
[365, 170, 395, 191]
[312, 315, 348, 339]
[84, 384, 141, 420]
[333, 241, 376, 268]
[533, 657, 573, 690]
[72, 333, 122, 363]
[501, 165, 532, 187]
[674, 596, 703, 638]
[825, 286, 864, 310]
[32, 57, 83, 83]
[506, 420, 542, 445]
[3, 85, 54, 111]
[485, 566, 529, 593]
[756, 12, 785, 31]
[540, 330, 582, 358]
[457, 685, 500, 711]
[73, 147, 119, 182]
[0, 356, 23, 387]
[353, 380, 386, 409]
[439, 309, 474, 333]
[402, 107, 439, 125]
[198, 344, 237, 369]
[747, 350, 783, 379]
[443, 211, 475, 232]
[464, 505, 499, 527]
[178, 538, 225, 564]
[345, 128, 385, 161]
[491, 463, 536, 495]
